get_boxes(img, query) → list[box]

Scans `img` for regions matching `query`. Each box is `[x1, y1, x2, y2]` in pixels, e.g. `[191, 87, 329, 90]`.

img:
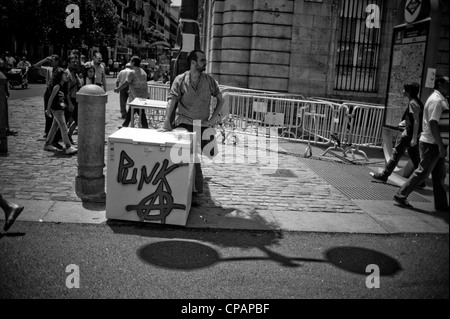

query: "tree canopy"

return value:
[1, 0, 120, 49]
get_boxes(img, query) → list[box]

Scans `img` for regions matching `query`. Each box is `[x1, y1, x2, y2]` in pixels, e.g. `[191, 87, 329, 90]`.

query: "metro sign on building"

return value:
[405, 0, 423, 23]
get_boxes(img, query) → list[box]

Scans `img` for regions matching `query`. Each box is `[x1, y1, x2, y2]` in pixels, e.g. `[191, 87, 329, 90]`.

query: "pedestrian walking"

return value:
[394, 75, 449, 211]
[113, 60, 119, 78]
[85, 53, 107, 92]
[115, 56, 149, 128]
[0, 59, 18, 136]
[108, 58, 113, 75]
[43, 68, 77, 155]
[83, 65, 96, 86]
[32, 55, 61, 144]
[371, 82, 425, 188]
[4, 52, 16, 69]
[66, 54, 82, 145]
[16, 56, 31, 69]
[0, 194, 24, 231]
[115, 62, 132, 119]
[161, 50, 224, 206]
[80, 55, 87, 67]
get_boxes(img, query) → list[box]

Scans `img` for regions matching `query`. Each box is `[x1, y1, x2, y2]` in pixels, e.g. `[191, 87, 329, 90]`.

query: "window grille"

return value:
[335, 0, 383, 92]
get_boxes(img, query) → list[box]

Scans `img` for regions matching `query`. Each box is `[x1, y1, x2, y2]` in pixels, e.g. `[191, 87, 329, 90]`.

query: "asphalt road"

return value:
[2, 74, 448, 306]
[0, 221, 448, 301]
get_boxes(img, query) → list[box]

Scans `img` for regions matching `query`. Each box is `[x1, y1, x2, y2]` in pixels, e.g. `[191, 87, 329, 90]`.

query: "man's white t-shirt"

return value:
[420, 90, 449, 145]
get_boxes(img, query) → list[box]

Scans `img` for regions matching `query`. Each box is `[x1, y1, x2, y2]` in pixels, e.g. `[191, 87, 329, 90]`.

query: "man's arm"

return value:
[114, 79, 129, 93]
[207, 92, 224, 126]
[46, 85, 60, 117]
[429, 120, 447, 158]
[410, 101, 421, 146]
[102, 69, 107, 92]
[33, 56, 52, 68]
[162, 98, 177, 131]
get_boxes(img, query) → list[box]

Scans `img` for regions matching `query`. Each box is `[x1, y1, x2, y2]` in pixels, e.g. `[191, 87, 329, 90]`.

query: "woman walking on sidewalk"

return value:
[43, 68, 77, 155]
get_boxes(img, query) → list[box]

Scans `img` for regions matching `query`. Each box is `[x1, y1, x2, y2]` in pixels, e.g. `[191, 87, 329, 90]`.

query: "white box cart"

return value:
[106, 128, 196, 226]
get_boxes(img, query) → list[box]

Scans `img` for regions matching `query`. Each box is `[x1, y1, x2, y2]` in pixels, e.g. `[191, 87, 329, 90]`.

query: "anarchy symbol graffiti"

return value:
[126, 182, 186, 224]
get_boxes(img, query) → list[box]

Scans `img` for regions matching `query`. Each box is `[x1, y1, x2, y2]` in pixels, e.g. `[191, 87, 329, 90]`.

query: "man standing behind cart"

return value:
[162, 50, 224, 207]
[115, 56, 149, 128]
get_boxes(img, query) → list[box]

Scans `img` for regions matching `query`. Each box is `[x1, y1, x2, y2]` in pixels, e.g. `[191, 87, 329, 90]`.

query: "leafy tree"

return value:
[0, 0, 41, 50]
[38, 0, 120, 49]
[142, 26, 166, 44]
[1, 0, 119, 53]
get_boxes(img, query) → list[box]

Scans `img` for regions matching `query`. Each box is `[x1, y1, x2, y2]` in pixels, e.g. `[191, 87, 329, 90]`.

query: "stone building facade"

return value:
[201, 0, 449, 104]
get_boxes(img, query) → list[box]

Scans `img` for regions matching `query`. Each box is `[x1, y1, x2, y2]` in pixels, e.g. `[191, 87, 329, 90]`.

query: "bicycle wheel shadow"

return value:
[107, 173, 402, 275]
[133, 238, 402, 276]
[108, 213, 402, 276]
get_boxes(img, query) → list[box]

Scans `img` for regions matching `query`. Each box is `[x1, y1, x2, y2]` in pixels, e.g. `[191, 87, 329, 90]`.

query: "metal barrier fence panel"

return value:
[342, 103, 385, 147]
[221, 92, 385, 149]
[148, 82, 170, 101]
[145, 84, 385, 150]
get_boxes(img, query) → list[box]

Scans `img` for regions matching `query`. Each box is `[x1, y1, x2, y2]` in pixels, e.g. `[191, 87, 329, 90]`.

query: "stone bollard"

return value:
[75, 85, 108, 202]
[0, 72, 7, 156]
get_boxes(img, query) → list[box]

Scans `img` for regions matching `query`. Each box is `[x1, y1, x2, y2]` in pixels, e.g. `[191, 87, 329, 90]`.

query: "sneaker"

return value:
[52, 142, 63, 150]
[44, 144, 58, 152]
[370, 172, 388, 182]
[394, 195, 413, 208]
[416, 182, 426, 189]
[65, 146, 77, 155]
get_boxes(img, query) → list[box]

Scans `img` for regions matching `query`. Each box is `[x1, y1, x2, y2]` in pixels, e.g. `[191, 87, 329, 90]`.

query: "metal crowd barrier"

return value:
[145, 82, 385, 156]
[218, 92, 385, 154]
[147, 82, 169, 101]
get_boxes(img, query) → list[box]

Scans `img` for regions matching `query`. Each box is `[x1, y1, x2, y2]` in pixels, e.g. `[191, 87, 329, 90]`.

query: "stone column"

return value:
[75, 85, 108, 202]
[0, 72, 7, 156]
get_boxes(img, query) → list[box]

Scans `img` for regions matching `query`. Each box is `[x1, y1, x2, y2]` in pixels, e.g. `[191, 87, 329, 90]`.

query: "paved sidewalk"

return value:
[0, 89, 448, 234]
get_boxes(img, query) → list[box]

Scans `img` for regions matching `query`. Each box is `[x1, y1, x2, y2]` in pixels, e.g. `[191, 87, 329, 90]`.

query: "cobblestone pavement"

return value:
[1, 91, 364, 215]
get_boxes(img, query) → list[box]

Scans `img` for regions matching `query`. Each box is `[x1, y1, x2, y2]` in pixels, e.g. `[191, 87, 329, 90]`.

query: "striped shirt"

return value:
[420, 90, 449, 146]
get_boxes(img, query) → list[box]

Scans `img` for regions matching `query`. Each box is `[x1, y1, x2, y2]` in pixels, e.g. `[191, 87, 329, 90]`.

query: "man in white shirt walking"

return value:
[115, 63, 132, 119]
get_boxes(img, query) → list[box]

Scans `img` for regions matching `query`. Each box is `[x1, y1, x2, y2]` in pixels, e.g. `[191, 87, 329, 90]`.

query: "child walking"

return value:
[43, 68, 77, 155]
